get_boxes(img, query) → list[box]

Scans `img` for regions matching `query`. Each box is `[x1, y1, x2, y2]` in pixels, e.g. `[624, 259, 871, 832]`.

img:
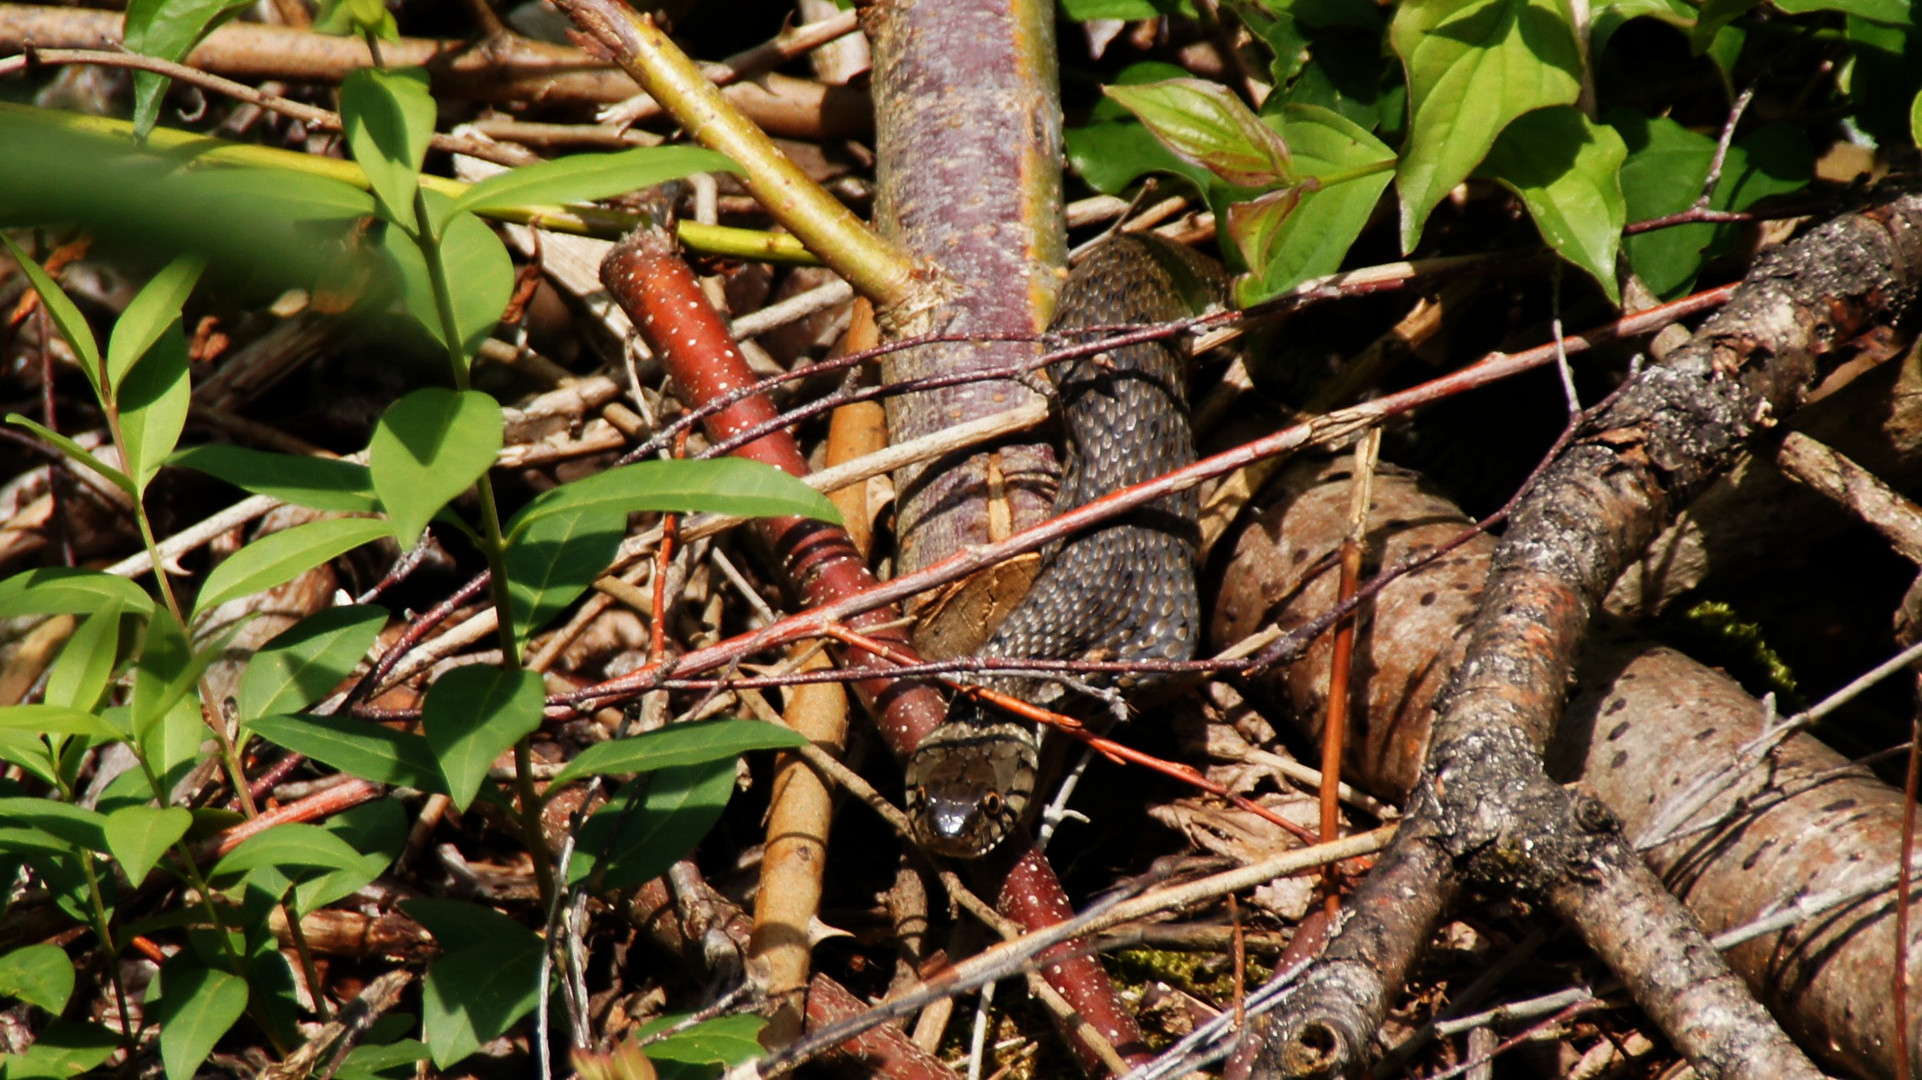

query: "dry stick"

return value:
[551, 0, 914, 306]
[12, 47, 535, 167]
[753, 829, 1392, 1080]
[1255, 196, 1922, 1080]
[563, 284, 1735, 713]
[749, 309, 878, 1050]
[0, 2, 872, 130]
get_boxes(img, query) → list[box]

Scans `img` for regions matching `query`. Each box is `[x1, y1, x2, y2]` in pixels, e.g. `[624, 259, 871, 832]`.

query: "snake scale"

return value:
[903, 235, 1227, 858]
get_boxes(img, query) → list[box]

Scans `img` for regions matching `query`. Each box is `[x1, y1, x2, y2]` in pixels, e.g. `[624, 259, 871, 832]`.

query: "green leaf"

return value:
[0, 235, 102, 395]
[1478, 106, 1626, 305]
[1232, 105, 1397, 302]
[0, 733, 59, 787]
[314, 0, 399, 39]
[103, 805, 191, 886]
[0, 799, 109, 853]
[1226, 167, 1306, 277]
[168, 444, 378, 513]
[1774, 0, 1910, 22]
[1061, 0, 1195, 18]
[1588, 0, 1695, 58]
[238, 605, 387, 721]
[569, 760, 737, 888]
[0, 944, 75, 1013]
[401, 897, 532, 952]
[106, 253, 206, 392]
[129, 610, 215, 753]
[1912, 86, 1922, 148]
[44, 603, 125, 712]
[289, 800, 402, 915]
[0, 568, 154, 619]
[211, 821, 368, 878]
[339, 66, 436, 225]
[382, 201, 516, 361]
[1612, 112, 1811, 297]
[403, 899, 544, 1069]
[123, 0, 256, 137]
[638, 1014, 766, 1067]
[417, 934, 543, 1069]
[1390, 0, 1584, 252]
[421, 666, 544, 811]
[5, 414, 136, 497]
[502, 507, 624, 646]
[193, 517, 390, 618]
[247, 713, 440, 790]
[332, 1039, 431, 1080]
[508, 458, 842, 537]
[368, 388, 503, 548]
[0, 1020, 119, 1078]
[151, 958, 249, 1080]
[447, 146, 741, 221]
[550, 719, 806, 788]
[0, 704, 124, 739]
[114, 319, 191, 494]
[1103, 79, 1294, 188]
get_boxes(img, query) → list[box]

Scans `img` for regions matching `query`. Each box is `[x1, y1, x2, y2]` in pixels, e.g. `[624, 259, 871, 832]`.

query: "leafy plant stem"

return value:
[412, 186, 559, 910]
[102, 403, 183, 623]
[1309, 158, 1393, 189]
[56, 771, 139, 1053]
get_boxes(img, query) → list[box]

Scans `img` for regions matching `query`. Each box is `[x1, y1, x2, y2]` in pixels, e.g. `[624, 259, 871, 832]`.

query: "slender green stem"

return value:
[55, 772, 137, 1053]
[412, 186, 558, 909]
[1309, 157, 1396, 189]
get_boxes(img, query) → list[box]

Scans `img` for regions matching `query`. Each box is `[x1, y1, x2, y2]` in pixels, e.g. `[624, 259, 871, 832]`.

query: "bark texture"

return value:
[867, 0, 1067, 658]
[1218, 453, 1922, 1078]
[1216, 189, 1922, 1080]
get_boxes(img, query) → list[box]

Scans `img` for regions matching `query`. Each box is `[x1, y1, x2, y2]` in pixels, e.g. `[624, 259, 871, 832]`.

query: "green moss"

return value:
[1666, 599, 1800, 707]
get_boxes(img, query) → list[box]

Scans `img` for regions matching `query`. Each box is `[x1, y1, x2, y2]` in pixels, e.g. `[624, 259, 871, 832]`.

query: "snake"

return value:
[902, 234, 1227, 858]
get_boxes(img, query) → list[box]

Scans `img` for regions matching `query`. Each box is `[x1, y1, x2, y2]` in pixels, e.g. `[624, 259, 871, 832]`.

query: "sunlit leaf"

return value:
[237, 605, 386, 721]
[123, 0, 256, 137]
[502, 506, 624, 646]
[105, 252, 205, 392]
[569, 760, 736, 888]
[339, 66, 435, 226]
[0, 235, 102, 393]
[43, 603, 125, 713]
[1103, 78, 1294, 188]
[115, 319, 191, 494]
[422, 666, 544, 810]
[168, 444, 377, 513]
[4, 414, 134, 497]
[247, 713, 440, 790]
[151, 957, 248, 1080]
[1390, 0, 1583, 252]
[508, 457, 842, 537]
[368, 387, 503, 548]
[193, 517, 390, 618]
[1232, 105, 1397, 303]
[0, 943, 75, 1013]
[447, 146, 741, 222]
[549, 719, 806, 788]
[103, 804, 191, 886]
[0, 567, 154, 619]
[1479, 106, 1626, 305]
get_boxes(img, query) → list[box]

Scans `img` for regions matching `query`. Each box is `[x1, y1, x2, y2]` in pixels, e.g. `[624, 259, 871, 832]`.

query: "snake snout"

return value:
[904, 720, 1040, 858]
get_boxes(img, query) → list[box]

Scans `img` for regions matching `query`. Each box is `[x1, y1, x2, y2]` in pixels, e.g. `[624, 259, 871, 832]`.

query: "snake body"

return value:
[903, 235, 1222, 858]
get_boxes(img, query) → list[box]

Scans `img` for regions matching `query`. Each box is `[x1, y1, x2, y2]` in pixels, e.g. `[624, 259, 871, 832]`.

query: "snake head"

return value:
[903, 721, 1040, 858]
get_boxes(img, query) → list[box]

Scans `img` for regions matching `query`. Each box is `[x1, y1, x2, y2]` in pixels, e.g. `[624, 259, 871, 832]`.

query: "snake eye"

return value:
[981, 792, 1004, 815]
